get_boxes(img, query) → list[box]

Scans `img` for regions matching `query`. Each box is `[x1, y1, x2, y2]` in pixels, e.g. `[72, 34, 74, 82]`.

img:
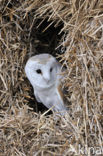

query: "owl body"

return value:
[25, 54, 67, 114]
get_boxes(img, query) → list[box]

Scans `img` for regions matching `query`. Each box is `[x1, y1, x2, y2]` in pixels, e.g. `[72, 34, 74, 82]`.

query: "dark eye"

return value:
[36, 69, 42, 74]
[50, 67, 53, 72]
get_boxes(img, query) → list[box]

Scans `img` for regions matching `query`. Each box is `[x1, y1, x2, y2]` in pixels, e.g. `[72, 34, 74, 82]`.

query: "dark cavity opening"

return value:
[25, 18, 64, 114]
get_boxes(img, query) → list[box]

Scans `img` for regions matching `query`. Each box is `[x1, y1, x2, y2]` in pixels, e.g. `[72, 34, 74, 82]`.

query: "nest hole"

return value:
[26, 18, 64, 114]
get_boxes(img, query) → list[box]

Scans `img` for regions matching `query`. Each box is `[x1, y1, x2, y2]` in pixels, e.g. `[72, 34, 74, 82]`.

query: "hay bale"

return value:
[0, 0, 103, 155]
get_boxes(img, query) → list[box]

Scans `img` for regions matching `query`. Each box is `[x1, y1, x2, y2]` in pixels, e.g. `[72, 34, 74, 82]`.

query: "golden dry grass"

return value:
[0, 0, 103, 155]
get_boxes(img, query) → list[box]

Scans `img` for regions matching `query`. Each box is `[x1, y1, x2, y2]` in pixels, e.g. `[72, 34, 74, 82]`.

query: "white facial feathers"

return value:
[25, 53, 67, 115]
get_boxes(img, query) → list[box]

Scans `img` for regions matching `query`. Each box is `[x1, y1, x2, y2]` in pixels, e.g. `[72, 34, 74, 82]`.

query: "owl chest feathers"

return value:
[34, 83, 64, 110]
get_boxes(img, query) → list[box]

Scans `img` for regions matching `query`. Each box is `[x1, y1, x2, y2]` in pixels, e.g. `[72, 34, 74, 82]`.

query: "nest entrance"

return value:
[29, 18, 64, 55]
[26, 18, 64, 113]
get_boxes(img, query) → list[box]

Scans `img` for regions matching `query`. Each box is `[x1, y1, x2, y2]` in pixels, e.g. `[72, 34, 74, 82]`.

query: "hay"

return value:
[0, 0, 103, 155]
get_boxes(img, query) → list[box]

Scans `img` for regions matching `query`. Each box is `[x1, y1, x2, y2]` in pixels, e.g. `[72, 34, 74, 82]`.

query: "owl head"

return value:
[25, 54, 61, 89]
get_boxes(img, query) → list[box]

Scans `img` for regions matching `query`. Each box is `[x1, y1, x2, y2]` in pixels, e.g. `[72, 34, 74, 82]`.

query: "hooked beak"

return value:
[43, 73, 50, 83]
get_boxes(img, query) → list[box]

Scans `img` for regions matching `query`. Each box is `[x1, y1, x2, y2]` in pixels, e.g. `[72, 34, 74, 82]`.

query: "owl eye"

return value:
[36, 69, 42, 74]
[50, 67, 53, 72]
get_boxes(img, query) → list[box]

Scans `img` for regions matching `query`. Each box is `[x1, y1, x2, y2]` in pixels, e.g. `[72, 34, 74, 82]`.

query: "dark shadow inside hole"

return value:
[30, 18, 64, 57]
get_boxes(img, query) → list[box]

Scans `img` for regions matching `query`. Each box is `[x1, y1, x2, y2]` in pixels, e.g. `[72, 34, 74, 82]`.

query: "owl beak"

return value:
[43, 73, 50, 83]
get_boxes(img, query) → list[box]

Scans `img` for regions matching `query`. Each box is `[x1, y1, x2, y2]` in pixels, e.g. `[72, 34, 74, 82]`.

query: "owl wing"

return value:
[51, 79, 67, 115]
[55, 66, 68, 114]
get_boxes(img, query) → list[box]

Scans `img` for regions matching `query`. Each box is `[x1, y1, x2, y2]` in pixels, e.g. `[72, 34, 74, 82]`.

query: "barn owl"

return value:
[25, 53, 67, 115]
